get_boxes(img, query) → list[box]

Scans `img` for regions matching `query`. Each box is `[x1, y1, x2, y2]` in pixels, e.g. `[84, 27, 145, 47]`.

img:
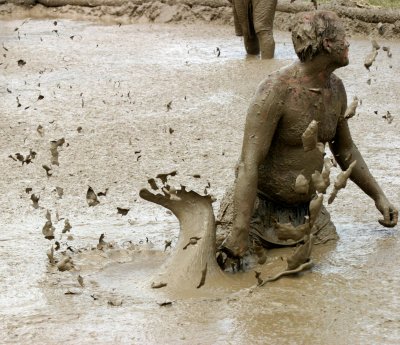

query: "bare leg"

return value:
[244, 34, 260, 56]
[257, 30, 275, 59]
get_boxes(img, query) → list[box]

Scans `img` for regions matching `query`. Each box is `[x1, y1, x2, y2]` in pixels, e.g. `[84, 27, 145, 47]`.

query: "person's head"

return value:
[291, 11, 349, 66]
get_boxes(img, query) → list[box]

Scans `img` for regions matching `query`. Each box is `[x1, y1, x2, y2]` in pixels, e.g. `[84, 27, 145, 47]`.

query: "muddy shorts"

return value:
[217, 186, 338, 247]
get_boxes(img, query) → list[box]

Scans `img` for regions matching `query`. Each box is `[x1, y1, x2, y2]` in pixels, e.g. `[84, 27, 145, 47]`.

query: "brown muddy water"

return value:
[0, 20, 400, 344]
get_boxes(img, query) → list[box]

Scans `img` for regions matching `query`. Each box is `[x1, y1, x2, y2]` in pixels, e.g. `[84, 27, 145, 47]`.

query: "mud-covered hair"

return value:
[291, 11, 342, 62]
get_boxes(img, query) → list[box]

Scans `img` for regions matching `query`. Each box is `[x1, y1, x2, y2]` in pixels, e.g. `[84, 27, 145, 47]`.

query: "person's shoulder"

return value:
[330, 73, 345, 92]
[256, 68, 289, 95]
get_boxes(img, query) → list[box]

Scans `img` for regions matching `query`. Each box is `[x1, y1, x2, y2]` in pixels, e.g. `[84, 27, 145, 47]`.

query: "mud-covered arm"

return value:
[232, 83, 282, 241]
[329, 87, 398, 227]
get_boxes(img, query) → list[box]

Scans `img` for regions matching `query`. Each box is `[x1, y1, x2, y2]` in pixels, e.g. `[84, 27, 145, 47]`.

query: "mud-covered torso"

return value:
[258, 74, 344, 205]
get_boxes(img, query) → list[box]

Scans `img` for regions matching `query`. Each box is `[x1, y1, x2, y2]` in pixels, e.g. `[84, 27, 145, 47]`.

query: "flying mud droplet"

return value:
[17, 59, 26, 67]
[86, 186, 100, 206]
[169, 127, 174, 134]
[151, 282, 167, 289]
[215, 47, 221, 57]
[25, 187, 32, 194]
[382, 111, 393, 124]
[37, 125, 44, 137]
[311, 169, 330, 194]
[50, 138, 65, 166]
[77, 126, 82, 133]
[309, 194, 323, 227]
[97, 188, 109, 197]
[328, 160, 357, 204]
[47, 245, 56, 265]
[42, 164, 52, 177]
[157, 301, 173, 307]
[11, 150, 37, 165]
[42, 220, 55, 240]
[156, 171, 177, 185]
[364, 49, 378, 70]
[166, 100, 172, 112]
[62, 219, 72, 233]
[31, 194, 40, 209]
[117, 207, 130, 216]
[147, 178, 159, 190]
[77, 275, 84, 287]
[322, 157, 332, 185]
[54, 241, 60, 250]
[164, 240, 172, 251]
[45, 209, 51, 222]
[64, 288, 82, 295]
[15, 153, 24, 164]
[183, 237, 201, 250]
[97, 233, 107, 250]
[301, 120, 318, 151]
[294, 173, 309, 194]
[57, 256, 74, 272]
[27, 149, 36, 162]
[382, 46, 392, 58]
[286, 234, 314, 270]
[37, 95, 44, 101]
[56, 186, 63, 198]
[196, 263, 208, 289]
[371, 40, 380, 51]
[344, 96, 359, 120]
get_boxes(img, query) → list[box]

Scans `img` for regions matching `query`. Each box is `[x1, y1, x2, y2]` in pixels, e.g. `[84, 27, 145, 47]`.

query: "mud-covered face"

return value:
[326, 27, 350, 67]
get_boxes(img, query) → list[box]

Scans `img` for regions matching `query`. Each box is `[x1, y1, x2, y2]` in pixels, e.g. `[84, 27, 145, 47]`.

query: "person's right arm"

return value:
[232, 81, 283, 240]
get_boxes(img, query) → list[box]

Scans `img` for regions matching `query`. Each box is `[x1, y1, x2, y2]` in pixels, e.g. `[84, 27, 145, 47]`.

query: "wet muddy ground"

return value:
[1, 20, 400, 344]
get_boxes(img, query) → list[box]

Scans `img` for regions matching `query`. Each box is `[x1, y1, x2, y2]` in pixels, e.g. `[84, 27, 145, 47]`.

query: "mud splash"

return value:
[1, 19, 400, 344]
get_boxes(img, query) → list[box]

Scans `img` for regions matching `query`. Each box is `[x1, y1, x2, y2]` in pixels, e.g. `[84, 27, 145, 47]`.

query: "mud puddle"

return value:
[1, 19, 400, 344]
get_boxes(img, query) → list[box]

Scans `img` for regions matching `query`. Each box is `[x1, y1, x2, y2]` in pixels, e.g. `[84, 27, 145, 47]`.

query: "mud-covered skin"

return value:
[257, 68, 343, 205]
[231, 0, 277, 59]
[222, 11, 398, 258]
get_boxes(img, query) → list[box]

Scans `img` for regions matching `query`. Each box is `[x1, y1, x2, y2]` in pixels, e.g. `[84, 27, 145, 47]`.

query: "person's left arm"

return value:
[329, 80, 398, 228]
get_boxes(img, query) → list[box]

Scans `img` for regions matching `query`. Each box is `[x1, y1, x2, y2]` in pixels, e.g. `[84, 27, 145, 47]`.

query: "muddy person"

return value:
[219, 11, 398, 258]
[229, 0, 277, 59]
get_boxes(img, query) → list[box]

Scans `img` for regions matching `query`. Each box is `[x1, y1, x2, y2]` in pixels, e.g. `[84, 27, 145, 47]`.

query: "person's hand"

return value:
[219, 226, 249, 258]
[375, 196, 398, 228]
